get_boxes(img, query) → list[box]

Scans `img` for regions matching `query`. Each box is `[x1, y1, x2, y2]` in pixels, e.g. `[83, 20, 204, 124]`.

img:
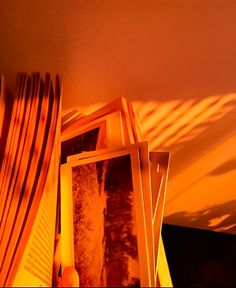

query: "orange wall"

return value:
[1, 0, 236, 233]
[1, 0, 236, 108]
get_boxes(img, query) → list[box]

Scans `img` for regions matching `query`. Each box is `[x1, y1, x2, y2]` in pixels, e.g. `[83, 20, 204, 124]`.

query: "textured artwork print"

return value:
[72, 155, 140, 287]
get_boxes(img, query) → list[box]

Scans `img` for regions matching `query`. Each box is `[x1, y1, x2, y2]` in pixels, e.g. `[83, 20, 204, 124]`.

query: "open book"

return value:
[59, 97, 172, 287]
[0, 73, 61, 287]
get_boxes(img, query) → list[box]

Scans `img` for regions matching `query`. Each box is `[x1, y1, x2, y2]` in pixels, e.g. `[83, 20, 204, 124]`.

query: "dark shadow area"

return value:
[0, 88, 14, 169]
[61, 128, 99, 164]
[162, 223, 236, 287]
[208, 159, 236, 176]
[164, 199, 236, 234]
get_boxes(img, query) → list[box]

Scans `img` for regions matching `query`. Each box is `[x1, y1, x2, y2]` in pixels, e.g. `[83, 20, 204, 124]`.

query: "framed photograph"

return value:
[65, 143, 155, 286]
[137, 142, 155, 286]
[61, 111, 124, 164]
[61, 146, 151, 286]
[62, 97, 135, 145]
[149, 151, 170, 277]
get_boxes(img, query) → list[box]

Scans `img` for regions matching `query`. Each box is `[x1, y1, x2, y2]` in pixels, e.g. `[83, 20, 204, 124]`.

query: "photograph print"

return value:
[71, 154, 143, 287]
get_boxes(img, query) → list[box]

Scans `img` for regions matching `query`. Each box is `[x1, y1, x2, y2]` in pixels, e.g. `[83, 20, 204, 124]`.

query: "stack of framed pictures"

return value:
[59, 98, 172, 287]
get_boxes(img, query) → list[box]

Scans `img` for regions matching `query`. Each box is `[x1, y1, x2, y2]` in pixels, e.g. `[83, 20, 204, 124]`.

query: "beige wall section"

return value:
[1, 0, 236, 108]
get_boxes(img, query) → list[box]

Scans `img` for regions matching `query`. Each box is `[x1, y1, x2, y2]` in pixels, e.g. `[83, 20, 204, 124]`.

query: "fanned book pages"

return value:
[59, 98, 172, 287]
[0, 73, 61, 287]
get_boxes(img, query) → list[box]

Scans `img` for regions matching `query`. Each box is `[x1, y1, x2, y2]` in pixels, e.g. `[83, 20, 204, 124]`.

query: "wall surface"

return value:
[1, 0, 236, 232]
[1, 0, 236, 108]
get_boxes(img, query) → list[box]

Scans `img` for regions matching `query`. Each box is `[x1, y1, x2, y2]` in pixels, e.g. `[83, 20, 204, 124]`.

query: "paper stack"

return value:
[0, 73, 61, 287]
[60, 98, 172, 287]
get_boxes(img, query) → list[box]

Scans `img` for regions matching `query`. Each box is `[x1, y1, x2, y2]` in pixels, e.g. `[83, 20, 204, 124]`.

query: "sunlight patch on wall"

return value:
[135, 93, 236, 152]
